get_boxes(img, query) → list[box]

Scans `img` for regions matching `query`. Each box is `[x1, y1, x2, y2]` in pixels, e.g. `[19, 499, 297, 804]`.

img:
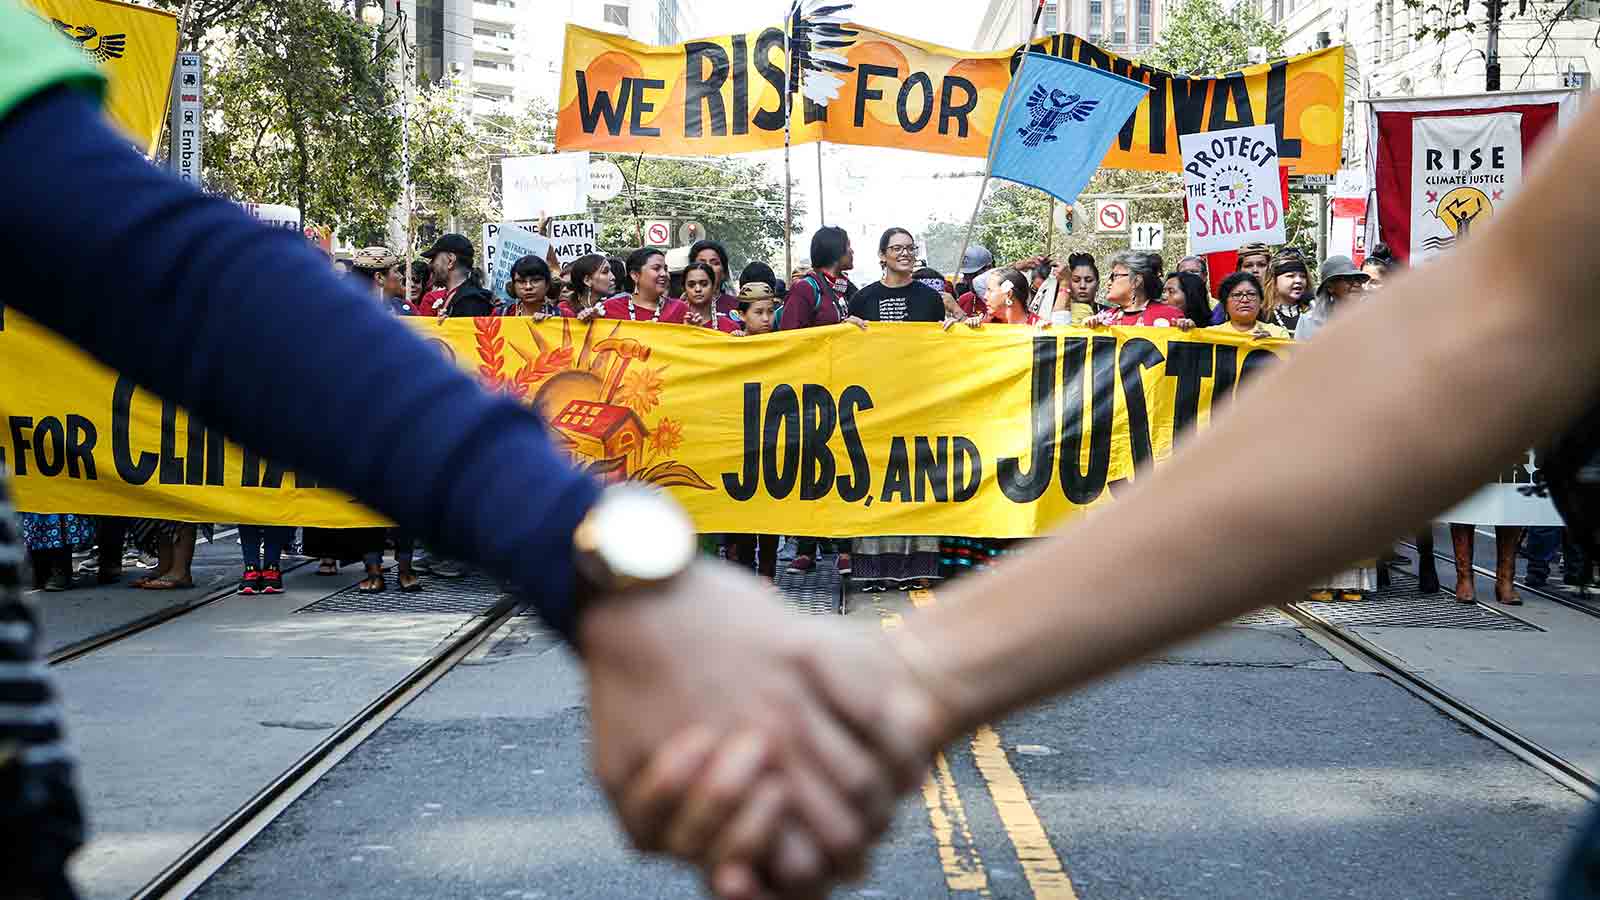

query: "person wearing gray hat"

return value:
[955, 245, 995, 316]
[1297, 255, 1370, 342]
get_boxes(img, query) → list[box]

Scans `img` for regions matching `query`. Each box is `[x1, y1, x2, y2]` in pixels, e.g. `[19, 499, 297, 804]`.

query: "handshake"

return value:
[579, 561, 977, 899]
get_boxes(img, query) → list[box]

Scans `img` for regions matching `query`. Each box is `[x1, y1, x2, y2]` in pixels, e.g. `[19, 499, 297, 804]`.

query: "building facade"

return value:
[977, 0, 1166, 55]
[1262, 0, 1595, 170]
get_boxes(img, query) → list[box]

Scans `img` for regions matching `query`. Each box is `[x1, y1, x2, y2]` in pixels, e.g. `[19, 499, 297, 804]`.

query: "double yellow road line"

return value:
[876, 589, 1078, 899]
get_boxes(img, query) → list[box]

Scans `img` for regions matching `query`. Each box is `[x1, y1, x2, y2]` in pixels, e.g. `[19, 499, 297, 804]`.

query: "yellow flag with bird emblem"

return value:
[24, 0, 178, 155]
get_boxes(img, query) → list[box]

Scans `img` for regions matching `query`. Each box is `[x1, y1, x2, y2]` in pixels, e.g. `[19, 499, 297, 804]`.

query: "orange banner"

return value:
[556, 24, 1345, 174]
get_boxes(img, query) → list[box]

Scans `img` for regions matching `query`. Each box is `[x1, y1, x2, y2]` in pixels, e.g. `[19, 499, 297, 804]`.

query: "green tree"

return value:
[592, 156, 796, 271]
[921, 219, 968, 274]
[1143, 0, 1287, 74]
[190, 0, 402, 245]
[404, 83, 556, 251]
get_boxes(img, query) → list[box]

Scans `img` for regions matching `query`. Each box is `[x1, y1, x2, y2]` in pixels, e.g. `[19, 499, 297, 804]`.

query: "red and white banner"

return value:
[1365, 89, 1579, 263]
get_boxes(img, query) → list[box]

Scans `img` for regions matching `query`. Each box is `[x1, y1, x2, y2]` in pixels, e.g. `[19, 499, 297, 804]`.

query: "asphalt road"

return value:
[190, 597, 1590, 900]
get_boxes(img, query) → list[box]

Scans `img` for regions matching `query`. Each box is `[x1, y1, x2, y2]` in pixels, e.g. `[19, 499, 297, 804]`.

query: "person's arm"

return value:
[0, 88, 596, 640]
[902, 100, 1600, 739]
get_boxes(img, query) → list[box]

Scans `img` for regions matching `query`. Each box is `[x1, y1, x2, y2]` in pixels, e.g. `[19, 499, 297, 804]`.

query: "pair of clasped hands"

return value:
[579, 561, 966, 900]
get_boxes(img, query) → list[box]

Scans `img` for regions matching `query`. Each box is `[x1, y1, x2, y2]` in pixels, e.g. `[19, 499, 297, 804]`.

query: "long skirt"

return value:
[1309, 560, 1379, 592]
[303, 527, 387, 566]
[17, 514, 95, 552]
[127, 519, 213, 555]
[851, 536, 941, 588]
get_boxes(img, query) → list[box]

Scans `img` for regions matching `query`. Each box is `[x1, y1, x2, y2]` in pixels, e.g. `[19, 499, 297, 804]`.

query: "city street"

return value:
[51, 539, 1599, 900]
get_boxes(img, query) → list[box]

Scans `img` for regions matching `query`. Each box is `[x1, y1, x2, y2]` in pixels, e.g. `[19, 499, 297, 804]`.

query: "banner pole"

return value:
[954, 0, 1047, 285]
[1044, 197, 1056, 257]
[783, 18, 794, 277]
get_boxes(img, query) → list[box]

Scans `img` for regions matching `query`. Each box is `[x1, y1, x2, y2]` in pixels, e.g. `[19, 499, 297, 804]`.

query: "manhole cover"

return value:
[298, 569, 522, 616]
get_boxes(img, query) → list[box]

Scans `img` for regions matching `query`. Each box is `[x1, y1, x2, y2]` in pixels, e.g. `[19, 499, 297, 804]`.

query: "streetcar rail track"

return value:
[1284, 602, 1598, 800]
[128, 593, 523, 900]
[1398, 539, 1600, 621]
[48, 557, 318, 666]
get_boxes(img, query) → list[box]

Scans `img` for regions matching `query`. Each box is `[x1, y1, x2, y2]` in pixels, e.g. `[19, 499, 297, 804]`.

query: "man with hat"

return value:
[351, 246, 414, 316]
[421, 233, 496, 319]
[1298, 255, 1371, 342]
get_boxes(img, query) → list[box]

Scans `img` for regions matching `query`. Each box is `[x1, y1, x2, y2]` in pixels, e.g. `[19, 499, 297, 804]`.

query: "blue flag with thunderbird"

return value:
[988, 53, 1152, 204]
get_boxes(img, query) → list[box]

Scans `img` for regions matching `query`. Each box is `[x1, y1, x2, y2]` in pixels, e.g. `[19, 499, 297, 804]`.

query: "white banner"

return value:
[1437, 451, 1565, 527]
[1409, 113, 1522, 264]
[240, 202, 301, 231]
[550, 219, 600, 266]
[502, 152, 591, 220]
[1181, 124, 1285, 254]
[482, 222, 553, 304]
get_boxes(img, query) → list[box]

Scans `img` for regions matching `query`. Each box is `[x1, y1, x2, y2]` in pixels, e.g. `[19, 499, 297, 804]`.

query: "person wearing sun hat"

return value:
[1297, 255, 1371, 342]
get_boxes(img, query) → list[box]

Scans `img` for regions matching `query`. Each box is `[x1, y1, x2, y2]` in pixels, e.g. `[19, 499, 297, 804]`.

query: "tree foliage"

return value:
[1142, 0, 1287, 74]
[189, 0, 402, 245]
[591, 156, 795, 271]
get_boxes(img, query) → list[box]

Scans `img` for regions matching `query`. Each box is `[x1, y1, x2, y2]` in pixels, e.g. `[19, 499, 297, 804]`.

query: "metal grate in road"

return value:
[775, 541, 844, 616]
[297, 569, 524, 616]
[1229, 569, 1538, 631]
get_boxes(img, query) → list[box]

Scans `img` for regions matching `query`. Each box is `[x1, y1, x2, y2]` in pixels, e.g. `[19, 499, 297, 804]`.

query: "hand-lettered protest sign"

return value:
[502, 152, 590, 220]
[482, 222, 553, 303]
[550, 220, 600, 266]
[1181, 124, 1285, 255]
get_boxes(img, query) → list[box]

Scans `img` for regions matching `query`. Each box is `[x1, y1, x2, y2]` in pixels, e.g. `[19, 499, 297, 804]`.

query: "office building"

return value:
[977, 0, 1166, 55]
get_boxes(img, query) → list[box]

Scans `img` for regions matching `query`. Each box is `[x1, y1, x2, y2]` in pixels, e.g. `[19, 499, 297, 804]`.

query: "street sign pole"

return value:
[169, 53, 203, 185]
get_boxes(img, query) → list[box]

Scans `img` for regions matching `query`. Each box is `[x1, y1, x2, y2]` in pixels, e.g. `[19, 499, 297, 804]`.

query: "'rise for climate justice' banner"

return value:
[556, 23, 1345, 174]
[0, 314, 1291, 537]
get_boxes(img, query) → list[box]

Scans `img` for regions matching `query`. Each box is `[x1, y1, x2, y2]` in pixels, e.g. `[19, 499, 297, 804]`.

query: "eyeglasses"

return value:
[513, 275, 546, 284]
[1227, 291, 1261, 301]
[1107, 272, 1132, 281]
[885, 243, 919, 256]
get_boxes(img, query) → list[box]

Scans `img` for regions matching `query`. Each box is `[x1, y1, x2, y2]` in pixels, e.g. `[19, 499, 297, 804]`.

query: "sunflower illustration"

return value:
[617, 365, 667, 416]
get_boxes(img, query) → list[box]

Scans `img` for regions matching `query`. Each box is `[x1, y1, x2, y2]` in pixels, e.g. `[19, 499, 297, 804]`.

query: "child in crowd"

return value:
[726, 280, 779, 577]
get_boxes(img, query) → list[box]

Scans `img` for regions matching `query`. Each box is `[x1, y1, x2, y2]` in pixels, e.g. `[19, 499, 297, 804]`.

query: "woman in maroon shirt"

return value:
[682, 261, 738, 333]
[599, 247, 689, 322]
[689, 239, 740, 315]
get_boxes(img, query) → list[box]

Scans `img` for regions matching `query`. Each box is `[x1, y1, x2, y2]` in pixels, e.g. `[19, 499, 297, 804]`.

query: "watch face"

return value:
[590, 485, 696, 582]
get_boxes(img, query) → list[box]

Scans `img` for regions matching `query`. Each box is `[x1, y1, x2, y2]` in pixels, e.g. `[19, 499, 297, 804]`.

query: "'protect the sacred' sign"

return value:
[1181, 123, 1286, 254]
[556, 24, 1345, 174]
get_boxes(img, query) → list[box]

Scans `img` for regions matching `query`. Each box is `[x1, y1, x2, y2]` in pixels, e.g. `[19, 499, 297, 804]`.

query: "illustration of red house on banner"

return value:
[1365, 89, 1579, 264]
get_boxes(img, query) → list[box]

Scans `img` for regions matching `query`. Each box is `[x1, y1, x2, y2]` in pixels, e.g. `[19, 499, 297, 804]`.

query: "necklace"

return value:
[627, 294, 663, 321]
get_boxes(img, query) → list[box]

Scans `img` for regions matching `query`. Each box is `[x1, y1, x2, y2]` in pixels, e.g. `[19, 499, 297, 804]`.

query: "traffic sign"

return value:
[588, 159, 625, 201]
[643, 219, 672, 246]
[1130, 222, 1164, 252]
[1096, 200, 1128, 233]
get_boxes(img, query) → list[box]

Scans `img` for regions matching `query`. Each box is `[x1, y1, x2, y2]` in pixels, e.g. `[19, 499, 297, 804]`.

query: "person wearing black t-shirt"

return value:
[850, 229, 945, 323]
[847, 228, 946, 592]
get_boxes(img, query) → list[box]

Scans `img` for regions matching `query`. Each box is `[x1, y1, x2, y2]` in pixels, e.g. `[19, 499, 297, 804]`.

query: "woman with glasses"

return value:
[502, 254, 553, 319]
[1208, 271, 1290, 339]
[1084, 251, 1183, 328]
[844, 228, 943, 591]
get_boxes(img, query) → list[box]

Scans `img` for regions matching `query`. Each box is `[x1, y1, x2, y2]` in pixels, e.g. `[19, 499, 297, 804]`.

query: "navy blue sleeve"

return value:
[0, 89, 599, 641]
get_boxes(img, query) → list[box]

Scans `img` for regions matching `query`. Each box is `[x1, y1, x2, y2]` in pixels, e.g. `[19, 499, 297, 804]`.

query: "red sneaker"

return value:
[260, 567, 284, 594]
[239, 566, 261, 595]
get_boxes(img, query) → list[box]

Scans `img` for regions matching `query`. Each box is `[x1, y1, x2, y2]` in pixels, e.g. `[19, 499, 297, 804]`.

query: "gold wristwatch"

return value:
[572, 484, 696, 602]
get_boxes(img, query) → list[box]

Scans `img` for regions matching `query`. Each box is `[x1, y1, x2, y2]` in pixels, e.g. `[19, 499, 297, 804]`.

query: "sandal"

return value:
[139, 577, 195, 590]
[1496, 592, 1523, 606]
[316, 559, 339, 576]
[1306, 590, 1335, 602]
[397, 572, 422, 593]
[358, 576, 386, 594]
[129, 573, 165, 588]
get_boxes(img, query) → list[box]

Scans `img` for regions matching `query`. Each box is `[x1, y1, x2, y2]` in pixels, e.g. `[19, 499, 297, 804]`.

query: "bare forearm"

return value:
[908, 104, 1600, 737]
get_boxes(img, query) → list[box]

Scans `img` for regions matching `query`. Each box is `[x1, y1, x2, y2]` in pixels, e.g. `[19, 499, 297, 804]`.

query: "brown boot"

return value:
[1451, 524, 1477, 604]
[1495, 526, 1523, 605]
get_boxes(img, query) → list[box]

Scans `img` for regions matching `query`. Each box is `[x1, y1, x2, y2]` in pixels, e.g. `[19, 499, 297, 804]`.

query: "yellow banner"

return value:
[556, 23, 1344, 174]
[0, 313, 1291, 537]
[26, 0, 178, 154]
